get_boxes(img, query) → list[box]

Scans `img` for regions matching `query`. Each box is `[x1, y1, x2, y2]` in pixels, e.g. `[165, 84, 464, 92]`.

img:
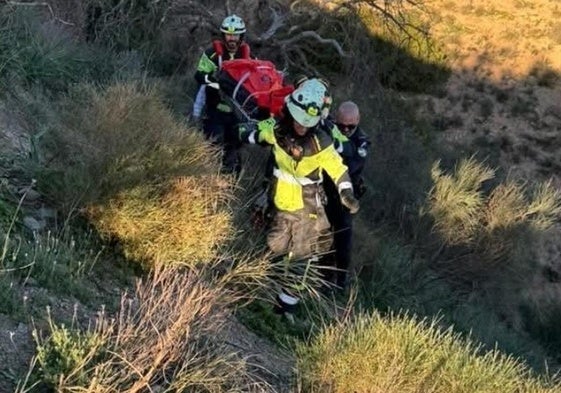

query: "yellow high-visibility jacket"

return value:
[239, 118, 353, 212]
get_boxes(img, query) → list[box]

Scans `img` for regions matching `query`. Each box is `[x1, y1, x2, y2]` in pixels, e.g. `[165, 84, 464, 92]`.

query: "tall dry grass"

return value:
[425, 156, 561, 266]
[24, 262, 278, 393]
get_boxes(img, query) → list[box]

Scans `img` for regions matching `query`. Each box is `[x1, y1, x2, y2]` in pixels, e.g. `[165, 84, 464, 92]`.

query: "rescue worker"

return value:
[323, 101, 371, 289]
[250, 75, 333, 230]
[194, 14, 251, 174]
[238, 79, 360, 322]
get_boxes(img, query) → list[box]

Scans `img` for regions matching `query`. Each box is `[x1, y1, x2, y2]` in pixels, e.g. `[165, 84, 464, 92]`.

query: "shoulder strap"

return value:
[212, 40, 224, 68]
[240, 43, 251, 59]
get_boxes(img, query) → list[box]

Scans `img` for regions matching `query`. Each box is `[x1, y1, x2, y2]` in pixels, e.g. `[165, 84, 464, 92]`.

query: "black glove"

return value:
[353, 177, 367, 199]
[340, 188, 360, 214]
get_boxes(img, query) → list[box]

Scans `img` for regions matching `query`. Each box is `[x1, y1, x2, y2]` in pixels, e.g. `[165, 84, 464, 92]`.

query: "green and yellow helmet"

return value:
[220, 15, 246, 35]
[286, 78, 330, 127]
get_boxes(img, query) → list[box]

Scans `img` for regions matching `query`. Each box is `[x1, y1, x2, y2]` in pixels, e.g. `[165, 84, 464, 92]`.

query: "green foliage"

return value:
[33, 315, 107, 390]
[34, 82, 220, 210]
[237, 300, 309, 346]
[0, 7, 130, 93]
[1, 226, 101, 302]
[296, 311, 560, 393]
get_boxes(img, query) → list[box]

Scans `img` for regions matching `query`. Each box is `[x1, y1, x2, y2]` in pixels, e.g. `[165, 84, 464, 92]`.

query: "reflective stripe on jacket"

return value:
[240, 118, 352, 212]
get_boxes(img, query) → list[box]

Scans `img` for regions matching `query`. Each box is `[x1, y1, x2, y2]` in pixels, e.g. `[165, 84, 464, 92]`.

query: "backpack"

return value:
[218, 59, 294, 120]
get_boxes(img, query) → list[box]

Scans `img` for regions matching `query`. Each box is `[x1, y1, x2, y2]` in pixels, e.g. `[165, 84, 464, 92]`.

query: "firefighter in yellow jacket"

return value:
[238, 78, 359, 321]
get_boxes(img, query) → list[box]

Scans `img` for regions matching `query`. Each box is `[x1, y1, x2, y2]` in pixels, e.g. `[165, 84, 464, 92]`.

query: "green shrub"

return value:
[0, 7, 127, 93]
[28, 81, 234, 267]
[87, 176, 234, 267]
[296, 311, 560, 393]
[33, 82, 220, 205]
[33, 315, 107, 390]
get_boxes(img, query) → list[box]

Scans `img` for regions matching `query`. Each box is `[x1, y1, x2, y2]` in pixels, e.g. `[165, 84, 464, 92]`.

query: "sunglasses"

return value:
[336, 123, 357, 131]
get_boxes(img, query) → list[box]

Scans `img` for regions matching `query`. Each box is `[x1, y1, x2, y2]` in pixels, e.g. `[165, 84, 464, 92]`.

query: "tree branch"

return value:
[258, 6, 286, 40]
[279, 30, 349, 58]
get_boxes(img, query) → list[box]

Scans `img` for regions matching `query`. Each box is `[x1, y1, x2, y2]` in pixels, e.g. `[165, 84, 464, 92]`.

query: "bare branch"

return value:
[279, 30, 349, 58]
[258, 6, 286, 40]
[341, 0, 428, 39]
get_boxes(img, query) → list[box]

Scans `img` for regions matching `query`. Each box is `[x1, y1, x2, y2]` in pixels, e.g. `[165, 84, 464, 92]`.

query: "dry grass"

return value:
[426, 157, 561, 248]
[426, 156, 494, 245]
[425, 0, 561, 80]
[25, 263, 278, 393]
[296, 311, 561, 393]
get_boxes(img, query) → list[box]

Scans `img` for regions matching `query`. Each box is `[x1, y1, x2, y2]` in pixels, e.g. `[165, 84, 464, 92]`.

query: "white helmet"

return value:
[285, 78, 327, 127]
[220, 15, 246, 35]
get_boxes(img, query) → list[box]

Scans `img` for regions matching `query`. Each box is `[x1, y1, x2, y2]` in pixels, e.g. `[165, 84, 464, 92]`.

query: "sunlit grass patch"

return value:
[87, 175, 234, 268]
[426, 157, 494, 245]
[296, 312, 560, 393]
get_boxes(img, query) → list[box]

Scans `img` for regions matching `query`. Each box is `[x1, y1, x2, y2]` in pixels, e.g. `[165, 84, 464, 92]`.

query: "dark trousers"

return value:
[203, 108, 241, 174]
[324, 180, 353, 288]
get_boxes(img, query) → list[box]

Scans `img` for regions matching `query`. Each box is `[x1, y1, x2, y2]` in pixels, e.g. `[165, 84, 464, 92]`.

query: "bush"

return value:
[87, 176, 233, 267]
[33, 313, 107, 390]
[426, 157, 561, 254]
[426, 157, 495, 245]
[296, 311, 560, 393]
[23, 81, 235, 267]
[35, 82, 219, 207]
[0, 7, 126, 93]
